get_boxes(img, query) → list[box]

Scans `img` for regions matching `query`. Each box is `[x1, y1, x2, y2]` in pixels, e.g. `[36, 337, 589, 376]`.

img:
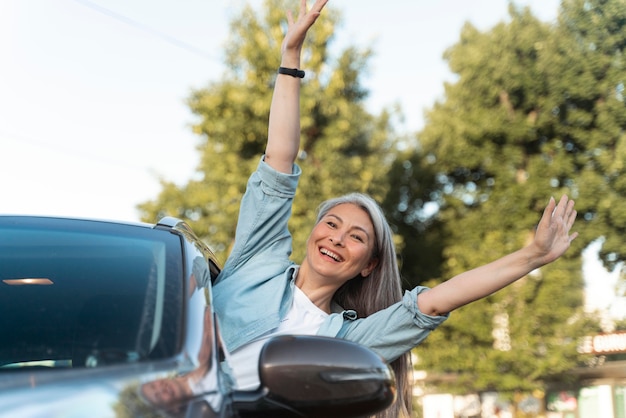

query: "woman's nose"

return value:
[330, 233, 344, 246]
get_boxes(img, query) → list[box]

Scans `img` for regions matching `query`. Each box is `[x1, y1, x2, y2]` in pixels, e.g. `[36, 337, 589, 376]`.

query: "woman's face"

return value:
[141, 377, 189, 406]
[305, 203, 378, 285]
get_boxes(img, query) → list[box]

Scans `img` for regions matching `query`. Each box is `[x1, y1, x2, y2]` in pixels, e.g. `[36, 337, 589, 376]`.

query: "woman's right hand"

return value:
[281, 0, 329, 65]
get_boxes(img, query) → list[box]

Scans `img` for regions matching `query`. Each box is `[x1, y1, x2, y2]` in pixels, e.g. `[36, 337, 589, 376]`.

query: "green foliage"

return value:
[382, 149, 447, 286]
[412, 0, 626, 392]
[551, 0, 626, 270]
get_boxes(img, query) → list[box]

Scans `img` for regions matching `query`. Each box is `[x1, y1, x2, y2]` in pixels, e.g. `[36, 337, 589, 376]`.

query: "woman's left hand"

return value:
[532, 195, 578, 264]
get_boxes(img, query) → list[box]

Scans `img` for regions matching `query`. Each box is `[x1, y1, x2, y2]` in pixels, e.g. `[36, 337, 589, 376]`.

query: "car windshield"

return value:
[0, 217, 184, 370]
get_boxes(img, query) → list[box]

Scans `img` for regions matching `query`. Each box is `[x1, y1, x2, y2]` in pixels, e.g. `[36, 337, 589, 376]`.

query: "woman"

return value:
[212, 1, 578, 416]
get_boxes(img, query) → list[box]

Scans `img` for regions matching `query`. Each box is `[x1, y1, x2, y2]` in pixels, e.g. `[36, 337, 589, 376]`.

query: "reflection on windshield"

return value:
[141, 308, 217, 405]
[139, 256, 221, 413]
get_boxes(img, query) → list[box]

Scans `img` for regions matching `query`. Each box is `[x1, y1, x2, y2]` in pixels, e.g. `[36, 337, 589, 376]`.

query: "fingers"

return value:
[311, 0, 329, 14]
[566, 200, 577, 228]
[537, 196, 556, 231]
[554, 195, 576, 225]
[281, 0, 327, 56]
[543, 196, 556, 218]
[539, 194, 577, 231]
[294, 0, 307, 22]
[301, 0, 328, 14]
[286, 9, 294, 26]
[294, 0, 328, 26]
[553, 194, 578, 243]
[551, 195, 575, 225]
[552, 195, 569, 217]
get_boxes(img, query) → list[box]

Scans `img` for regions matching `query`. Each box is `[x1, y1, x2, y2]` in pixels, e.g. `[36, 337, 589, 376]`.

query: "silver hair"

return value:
[315, 193, 412, 418]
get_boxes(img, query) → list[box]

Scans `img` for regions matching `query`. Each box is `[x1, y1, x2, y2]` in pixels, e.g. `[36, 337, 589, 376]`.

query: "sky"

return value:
[1, 0, 562, 222]
[1, 0, 623, 315]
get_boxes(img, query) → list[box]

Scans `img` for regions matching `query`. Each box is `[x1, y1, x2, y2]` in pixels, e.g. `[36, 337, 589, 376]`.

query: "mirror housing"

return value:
[232, 335, 396, 417]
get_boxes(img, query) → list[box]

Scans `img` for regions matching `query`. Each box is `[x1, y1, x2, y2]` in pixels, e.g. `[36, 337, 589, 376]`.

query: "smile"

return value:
[320, 247, 343, 262]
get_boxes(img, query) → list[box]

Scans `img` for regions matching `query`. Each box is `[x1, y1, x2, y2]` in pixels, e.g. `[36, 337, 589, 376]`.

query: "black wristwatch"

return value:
[278, 67, 305, 78]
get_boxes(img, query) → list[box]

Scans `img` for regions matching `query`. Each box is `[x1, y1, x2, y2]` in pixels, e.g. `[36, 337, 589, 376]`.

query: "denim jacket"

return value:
[213, 157, 448, 362]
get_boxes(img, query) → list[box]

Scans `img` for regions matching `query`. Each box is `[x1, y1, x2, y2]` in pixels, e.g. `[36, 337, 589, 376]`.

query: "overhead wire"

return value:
[72, 0, 222, 63]
[3, 0, 222, 173]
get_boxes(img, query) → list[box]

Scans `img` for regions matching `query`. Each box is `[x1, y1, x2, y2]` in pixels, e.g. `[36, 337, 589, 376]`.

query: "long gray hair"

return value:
[315, 193, 412, 418]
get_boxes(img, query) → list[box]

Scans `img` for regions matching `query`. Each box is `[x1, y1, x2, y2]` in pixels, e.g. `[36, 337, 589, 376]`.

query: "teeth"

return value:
[321, 248, 342, 262]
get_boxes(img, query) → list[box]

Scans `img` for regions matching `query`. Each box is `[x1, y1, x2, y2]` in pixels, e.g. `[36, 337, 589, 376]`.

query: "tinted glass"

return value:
[0, 217, 184, 369]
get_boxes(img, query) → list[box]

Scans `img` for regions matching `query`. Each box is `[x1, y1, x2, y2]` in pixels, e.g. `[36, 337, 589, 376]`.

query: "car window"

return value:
[0, 218, 184, 370]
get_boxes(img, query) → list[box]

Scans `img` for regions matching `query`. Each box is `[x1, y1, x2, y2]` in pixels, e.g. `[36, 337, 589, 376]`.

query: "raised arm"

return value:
[417, 195, 578, 316]
[265, 0, 328, 174]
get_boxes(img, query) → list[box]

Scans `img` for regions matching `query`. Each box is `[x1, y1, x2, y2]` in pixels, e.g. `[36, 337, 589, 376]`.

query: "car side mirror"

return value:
[232, 335, 396, 417]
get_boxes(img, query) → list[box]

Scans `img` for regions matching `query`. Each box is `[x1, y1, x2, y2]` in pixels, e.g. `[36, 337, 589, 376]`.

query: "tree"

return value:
[547, 0, 626, 270]
[137, 0, 402, 264]
[381, 148, 447, 287]
[408, 3, 608, 392]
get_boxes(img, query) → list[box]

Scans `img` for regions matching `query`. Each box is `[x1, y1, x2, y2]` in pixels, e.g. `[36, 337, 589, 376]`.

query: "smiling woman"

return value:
[301, 201, 380, 297]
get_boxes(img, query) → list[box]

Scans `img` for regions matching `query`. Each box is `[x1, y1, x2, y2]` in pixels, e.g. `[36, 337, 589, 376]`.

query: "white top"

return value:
[225, 286, 328, 390]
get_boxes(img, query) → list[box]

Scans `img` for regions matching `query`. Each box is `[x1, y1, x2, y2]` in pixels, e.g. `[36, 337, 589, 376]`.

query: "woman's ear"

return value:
[361, 257, 379, 278]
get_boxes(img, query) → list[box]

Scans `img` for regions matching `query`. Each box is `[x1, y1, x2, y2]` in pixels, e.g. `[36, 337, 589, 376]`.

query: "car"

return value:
[0, 215, 396, 417]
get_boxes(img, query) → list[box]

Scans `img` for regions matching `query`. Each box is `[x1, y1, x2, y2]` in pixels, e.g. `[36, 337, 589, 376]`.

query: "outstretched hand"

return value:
[281, 0, 328, 57]
[532, 195, 578, 264]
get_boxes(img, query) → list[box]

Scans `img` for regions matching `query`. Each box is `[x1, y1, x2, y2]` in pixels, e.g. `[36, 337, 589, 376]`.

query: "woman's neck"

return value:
[295, 262, 339, 314]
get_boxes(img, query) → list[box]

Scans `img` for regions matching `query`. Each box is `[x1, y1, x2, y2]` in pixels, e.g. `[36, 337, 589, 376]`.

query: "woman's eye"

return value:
[326, 221, 336, 228]
[352, 234, 364, 242]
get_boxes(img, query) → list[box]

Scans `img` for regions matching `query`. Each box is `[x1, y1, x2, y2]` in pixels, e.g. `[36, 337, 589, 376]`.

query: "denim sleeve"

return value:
[216, 157, 301, 283]
[213, 158, 302, 352]
[327, 286, 449, 362]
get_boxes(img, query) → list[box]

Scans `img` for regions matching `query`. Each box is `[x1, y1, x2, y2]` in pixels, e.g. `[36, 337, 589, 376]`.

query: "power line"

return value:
[72, 0, 221, 62]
